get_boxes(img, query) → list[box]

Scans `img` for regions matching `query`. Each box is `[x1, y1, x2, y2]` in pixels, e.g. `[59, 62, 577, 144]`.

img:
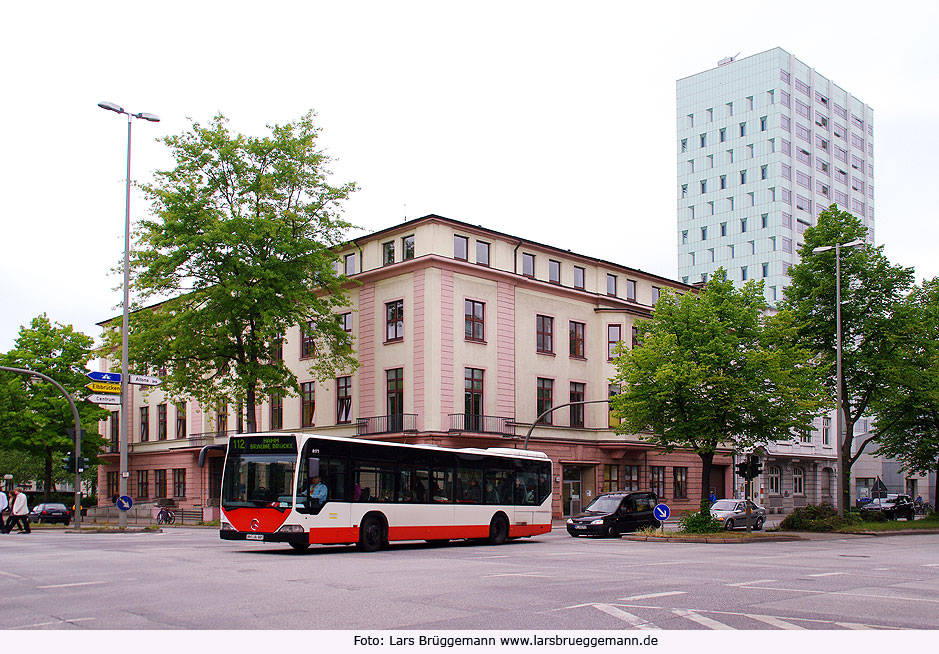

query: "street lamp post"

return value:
[99, 102, 159, 528]
[812, 238, 865, 518]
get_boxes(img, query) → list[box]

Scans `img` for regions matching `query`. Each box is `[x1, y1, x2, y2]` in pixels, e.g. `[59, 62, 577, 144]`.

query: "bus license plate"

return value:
[246, 534, 264, 541]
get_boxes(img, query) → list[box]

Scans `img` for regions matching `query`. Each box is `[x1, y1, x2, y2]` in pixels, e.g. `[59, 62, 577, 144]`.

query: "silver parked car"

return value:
[710, 499, 767, 530]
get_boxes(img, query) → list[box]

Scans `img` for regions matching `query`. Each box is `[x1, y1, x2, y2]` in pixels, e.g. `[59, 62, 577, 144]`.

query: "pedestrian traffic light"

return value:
[61, 451, 75, 473]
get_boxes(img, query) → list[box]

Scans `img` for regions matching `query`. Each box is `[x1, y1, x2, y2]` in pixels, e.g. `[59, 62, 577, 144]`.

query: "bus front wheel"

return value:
[289, 542, 310, 552]
[488, 514, 509, 545]
[357, 516, 385, 552]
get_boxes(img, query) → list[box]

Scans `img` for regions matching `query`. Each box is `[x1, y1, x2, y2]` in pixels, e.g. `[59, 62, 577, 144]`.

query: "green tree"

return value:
[118, 112, 358, 432]
[782, 205, 916, 512]
[610, 272, 828, 502]
[870, 277, 939, 480]
[0, 315, 109, 500]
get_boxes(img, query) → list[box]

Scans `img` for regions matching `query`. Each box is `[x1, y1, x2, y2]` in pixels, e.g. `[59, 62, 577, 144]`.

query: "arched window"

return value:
[793, 467, 805, 495]
[768, 466, 781, 495]
[821, 467, 834, 496]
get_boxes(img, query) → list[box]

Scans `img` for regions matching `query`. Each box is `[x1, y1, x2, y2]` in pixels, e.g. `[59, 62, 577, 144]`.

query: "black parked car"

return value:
[566, 491, 660, 538]
[28, 502, 71, 525]
[862, 494, 915, 521]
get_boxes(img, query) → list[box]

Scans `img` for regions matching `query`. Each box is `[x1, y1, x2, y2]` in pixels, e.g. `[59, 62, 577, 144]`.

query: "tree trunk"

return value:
[246, 383, 257, 434]
[698, 451, 715, 504]
[43, 449, 53, 502]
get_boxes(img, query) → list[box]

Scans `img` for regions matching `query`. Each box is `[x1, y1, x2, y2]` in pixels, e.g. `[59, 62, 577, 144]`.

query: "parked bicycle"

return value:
[157, 507, 176, 525]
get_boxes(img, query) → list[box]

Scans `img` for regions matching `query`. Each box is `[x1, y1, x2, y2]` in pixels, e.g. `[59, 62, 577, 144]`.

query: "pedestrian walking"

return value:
[0, 488, 8, 533]
[5, 488, 31, 534]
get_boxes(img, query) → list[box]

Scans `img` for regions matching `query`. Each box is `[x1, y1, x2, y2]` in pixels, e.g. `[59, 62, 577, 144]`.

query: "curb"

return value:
[63, 527, 164, 534]
[624, 534, 801, 543]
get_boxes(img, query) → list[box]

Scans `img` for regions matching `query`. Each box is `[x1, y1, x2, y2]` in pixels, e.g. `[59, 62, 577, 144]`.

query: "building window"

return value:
[701, 226, 708, 240]
[454, 234, 468, 261]
[739, 122, 746, 137]
[793, 467, 805, 495]
[337, 376, 352, 424]
[157, 403, 167, 441]
[761, 213, 769, 228]
[216, 404, 228, 435]
[269, 393, 283, 430]
[741, 266, 748, 281]
[608, 383, 622, 427]
[740, 170, 747, 184]
[650, 467, 666, 498]
[740, 217, 747, 233]
[175, 403, 186, 439]
[549, 259, 561, 284]
[402, 235, 415, 260]
[569, 382, 585, 428]
[536, 315, 554, 354]
[762, 262, 769, 278]
[768, 466, 781, 494]
[569, 321, 586, 359]
[823, 417, 831, 445]
[607, 273, 617, 297]
[573, 266, 585, 290]
[681, 138, 687, 152]
[173, 468, 186, 498]
[300, 320, 315, 359]
[382, 241, 395, 266]
[536, 378, 553, 425]
[154, 469, 167, 498]
[386, 368, 404, 421]
[344, 252, 356, 276]
[136, 470, 149, 499]
[301, 381, 315, 427]
[465, 299, 485, 342]
[720, 175, 726, 189]
[339, 312, 353, 334]
[626, 279, 636, 302]
[476, 241, 490, 266]
[651, 287, 660, 305]
[464, 367, 484, 421]
[106, 471, 119, 499]
[139, 406, 149, 442]
[673, 467, 688, 499]
[720, 222, 727, 237]
[700, 133, 707, 147]
[385, 299, 404, 342]
[522, 253, 535, 277]
[602, 465, 619, 493]
[761, 165, 767, 180]
[607, 324, 622, 360]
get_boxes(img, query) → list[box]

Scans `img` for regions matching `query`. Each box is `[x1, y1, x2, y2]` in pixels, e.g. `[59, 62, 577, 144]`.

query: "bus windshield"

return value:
[222, 436, 299, 511]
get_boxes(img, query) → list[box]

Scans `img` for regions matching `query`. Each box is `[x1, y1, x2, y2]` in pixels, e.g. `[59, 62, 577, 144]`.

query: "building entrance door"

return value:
[562, 466, 583, 517]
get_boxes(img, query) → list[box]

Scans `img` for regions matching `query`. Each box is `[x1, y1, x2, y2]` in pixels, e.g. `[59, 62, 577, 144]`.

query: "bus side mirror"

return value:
[308, 458, 320, 479]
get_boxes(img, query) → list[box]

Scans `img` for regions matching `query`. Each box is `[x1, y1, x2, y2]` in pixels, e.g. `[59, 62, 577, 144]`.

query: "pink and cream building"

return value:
[96, 214, 732, 519]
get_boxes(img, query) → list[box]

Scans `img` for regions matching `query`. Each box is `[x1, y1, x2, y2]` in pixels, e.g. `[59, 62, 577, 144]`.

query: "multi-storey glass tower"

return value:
[676, 47, 874, 305]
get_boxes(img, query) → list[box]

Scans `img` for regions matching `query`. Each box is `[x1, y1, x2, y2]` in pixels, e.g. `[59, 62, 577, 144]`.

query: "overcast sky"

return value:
[2, 1, 937, 353]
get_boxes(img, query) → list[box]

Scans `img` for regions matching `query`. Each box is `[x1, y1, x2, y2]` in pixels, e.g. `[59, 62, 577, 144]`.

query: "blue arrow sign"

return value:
[117, 496, 133, 511]
[87, 371, 122, 383]
[653, 503, 671, 521]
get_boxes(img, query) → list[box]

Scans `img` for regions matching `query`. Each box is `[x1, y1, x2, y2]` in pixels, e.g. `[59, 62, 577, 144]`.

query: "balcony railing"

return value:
[448, 414, 515, 437]
[356, 414, 418, 436]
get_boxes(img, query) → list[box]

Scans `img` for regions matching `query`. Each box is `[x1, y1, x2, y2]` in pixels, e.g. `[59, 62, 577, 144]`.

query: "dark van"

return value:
[566, 491, 659, 538]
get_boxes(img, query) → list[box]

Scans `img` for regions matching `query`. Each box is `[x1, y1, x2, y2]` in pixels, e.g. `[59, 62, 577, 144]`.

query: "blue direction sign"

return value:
[117, 496, 133, 511]
[87, 371, 122, 383]
[653, 503, 671, 522]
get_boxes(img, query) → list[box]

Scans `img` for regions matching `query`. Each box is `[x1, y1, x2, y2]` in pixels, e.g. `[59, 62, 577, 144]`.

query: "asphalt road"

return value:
[2, 525, 938, 631]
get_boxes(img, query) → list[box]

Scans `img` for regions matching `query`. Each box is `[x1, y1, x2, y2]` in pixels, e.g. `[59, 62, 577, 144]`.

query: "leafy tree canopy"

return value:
[870, 277, 939, 476]
[781, 205, 917, 509]
[610, 272, 828, 501]
[0, 315, 109, 498]
[113, 111, 359, 432]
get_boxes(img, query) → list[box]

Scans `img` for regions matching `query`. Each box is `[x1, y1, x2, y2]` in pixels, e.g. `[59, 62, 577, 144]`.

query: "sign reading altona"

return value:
[129, 374, 162, 386]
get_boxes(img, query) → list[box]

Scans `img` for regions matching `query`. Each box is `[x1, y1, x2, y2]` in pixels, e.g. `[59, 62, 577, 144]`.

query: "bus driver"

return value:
[308, 475, 328, 507]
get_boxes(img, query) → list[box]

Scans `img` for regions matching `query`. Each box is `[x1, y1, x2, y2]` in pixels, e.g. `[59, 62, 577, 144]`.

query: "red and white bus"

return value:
[217, 433, 553, 551]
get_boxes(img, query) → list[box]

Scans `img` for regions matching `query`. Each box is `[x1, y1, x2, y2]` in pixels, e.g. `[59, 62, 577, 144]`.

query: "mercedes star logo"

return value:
[250, 518, 261, 532]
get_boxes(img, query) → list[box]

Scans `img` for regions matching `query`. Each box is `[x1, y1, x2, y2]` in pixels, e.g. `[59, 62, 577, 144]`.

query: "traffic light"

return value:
[61, 451, 75, 473]
[735, 461, 749, 478]
[747, 455, 763, 478]
[79, 457, 90, 473]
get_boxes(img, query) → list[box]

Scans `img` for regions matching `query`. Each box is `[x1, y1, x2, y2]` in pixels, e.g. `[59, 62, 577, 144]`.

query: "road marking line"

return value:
[468, 555, 510, 559]
[483, 572, 551, 578]
[618, 591, 687, 601]
[644, 560, 689, 566]
[726, 579, 777, 586]
[616, 604, 899, 630]
[592, 604, 660, 630]
[922, 563, 939, 567]
[0, 571, 27, 580]
[835, 622, 878, 630]
[809, 572, 848, 577]
[734, 585, 939, 604]
[12, 617, 95, 630]
[747, 614, 806, 630]
[672, 609, 734, 630]
[36, 581, 106, 589]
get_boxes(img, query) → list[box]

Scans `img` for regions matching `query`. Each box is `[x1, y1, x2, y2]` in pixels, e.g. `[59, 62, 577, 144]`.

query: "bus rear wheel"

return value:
[357, 516, 385, 552]
[488, 514, 509, 545]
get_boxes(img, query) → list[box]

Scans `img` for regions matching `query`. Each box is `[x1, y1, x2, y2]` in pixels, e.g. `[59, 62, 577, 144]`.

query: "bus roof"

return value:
[231, 432, 549, 461]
